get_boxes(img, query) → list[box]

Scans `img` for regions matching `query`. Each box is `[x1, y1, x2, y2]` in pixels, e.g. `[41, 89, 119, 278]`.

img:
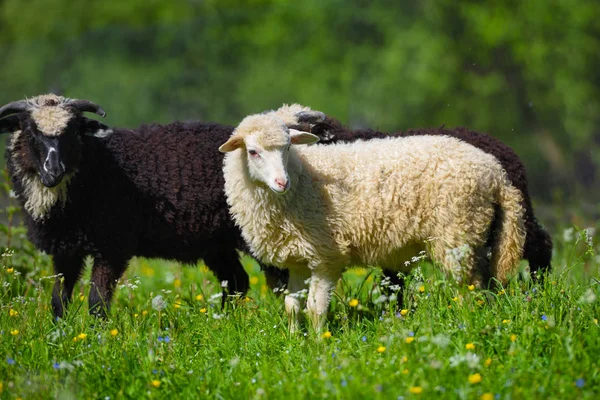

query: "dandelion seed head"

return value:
[151, 295, 166, 311]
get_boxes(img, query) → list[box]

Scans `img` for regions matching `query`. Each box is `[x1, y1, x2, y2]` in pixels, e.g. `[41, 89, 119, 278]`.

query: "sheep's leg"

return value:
[89, 257, 127, 318]
[204, 250, 250, 303]
[285, 267, 311, 333]
[51, 253, 86, 319]
[306, 268, 343, 333]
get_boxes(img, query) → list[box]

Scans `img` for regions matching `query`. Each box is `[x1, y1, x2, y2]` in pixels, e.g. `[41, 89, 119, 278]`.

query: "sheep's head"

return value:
[0, 94, 109, 188]
[219, 114, 319, 194]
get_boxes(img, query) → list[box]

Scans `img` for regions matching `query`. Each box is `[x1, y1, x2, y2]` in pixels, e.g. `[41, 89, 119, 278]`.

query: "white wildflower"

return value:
[374, 294, 388, 304]
[151, 295, 167, 311]
[430, 334, 451, 348]
[583, 227, 595, 247]
[465, 352, 480, 368]
[563, 227, 574, 243]
[579, 288, 597, 304]
[449, 354, 464, 367]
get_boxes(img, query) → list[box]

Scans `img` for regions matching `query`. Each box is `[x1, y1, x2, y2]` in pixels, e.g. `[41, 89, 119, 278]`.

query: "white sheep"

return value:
[219, 113, 526, 332]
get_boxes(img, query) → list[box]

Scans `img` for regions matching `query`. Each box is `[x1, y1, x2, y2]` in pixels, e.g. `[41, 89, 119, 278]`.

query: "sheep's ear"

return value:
[289, 129, 320, 145]
[81, 117, 113, 138]
[219, 135, 243, 153]
[0, 115, 21, 134]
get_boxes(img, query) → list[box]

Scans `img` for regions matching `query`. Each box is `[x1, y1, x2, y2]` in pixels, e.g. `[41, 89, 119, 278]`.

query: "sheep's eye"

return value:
[248, 149, 259, 157]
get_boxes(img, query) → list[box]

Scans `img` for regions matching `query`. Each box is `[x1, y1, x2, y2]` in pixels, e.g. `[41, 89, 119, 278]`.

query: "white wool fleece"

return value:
[222, 115, 526, 330]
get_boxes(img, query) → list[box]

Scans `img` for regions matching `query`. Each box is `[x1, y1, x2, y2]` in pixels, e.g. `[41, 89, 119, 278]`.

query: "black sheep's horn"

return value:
[0, 100, 30, 119]
[0, 115, 22, 134]
[296, 110, 327, 124]
[67, 99, 107, 118]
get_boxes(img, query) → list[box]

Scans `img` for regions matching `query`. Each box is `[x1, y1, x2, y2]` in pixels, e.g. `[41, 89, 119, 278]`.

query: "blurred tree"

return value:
[0, 0, 598, 207]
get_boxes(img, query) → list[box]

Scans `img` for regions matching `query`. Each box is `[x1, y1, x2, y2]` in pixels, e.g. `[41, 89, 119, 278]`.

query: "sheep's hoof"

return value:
[296, 111, 327, 124]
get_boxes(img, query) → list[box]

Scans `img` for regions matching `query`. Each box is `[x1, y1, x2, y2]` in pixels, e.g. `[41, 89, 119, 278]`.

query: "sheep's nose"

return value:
[275, 177, 288, 190]
[43, 149, 64, 177]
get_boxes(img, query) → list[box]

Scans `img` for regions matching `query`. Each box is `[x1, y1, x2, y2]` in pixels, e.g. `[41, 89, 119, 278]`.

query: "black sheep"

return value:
[0, 94, 262, 318]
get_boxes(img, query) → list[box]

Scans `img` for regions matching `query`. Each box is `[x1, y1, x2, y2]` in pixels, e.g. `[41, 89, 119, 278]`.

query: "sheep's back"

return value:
[295, 135, 506, 263]
[103, 121, 236, 238]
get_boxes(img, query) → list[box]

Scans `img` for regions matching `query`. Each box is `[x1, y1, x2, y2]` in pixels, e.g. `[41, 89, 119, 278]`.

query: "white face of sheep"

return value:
[219, 118, 319, 194]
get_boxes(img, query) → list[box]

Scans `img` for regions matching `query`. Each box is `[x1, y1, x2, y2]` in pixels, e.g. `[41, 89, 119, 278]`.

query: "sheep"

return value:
[261, 105, 552, 293]
[220, 113, 526, 331]
[0, 94, 309, 319]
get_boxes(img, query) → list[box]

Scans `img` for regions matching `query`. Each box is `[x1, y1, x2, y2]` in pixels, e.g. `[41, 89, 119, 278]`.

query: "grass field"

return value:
[1, 227, 599, 399]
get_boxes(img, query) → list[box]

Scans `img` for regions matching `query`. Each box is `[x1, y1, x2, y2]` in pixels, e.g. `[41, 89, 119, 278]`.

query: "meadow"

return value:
[1, 216, 599, 399]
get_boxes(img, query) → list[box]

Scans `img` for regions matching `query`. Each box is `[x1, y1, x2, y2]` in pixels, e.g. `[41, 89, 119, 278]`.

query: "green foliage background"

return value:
[1, 0, 599, 209]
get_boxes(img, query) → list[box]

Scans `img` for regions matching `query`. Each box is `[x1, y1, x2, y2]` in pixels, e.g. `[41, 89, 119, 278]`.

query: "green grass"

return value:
[1, 229, 599, 399]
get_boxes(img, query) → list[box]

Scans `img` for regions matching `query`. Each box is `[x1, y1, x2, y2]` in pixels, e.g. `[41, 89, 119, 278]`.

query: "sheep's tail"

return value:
[490, 178, 526, 285]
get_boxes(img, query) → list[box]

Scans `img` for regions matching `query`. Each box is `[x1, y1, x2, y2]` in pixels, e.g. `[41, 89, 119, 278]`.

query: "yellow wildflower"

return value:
[6, 268, 14, 274]
[405, 337, 415, 344]
[465, 343, 475, 350]
[322, 331, 332, 339]
[348, 299, 359, 307]
[481, 393, 494, 400]
[484, 358, 492, 367]
[468, 285, 475, 291]
[498, 289, 506, 295]
[9, 309, 18, 317]
[77, 333, 87, 340]
[142, 310, 148, 316]
[402, 368, 409, 375]
[409, 386, 423, 394]
[502, 319, 511, 324]
[151, 380, 161, 388]
[10, 329, 19, 336]
[400, 309, 408, 316]
[195, 294, 203, 301]
[452, 297, 458, 302]
[79, 295, 85, 302]
[174, 301, 181, 309]
[468, 373, 482, 384]
[418, 285, 425, 293]
[594, 318, 598, 325]
[376, 346, 386, 353]
[173, 278, 181, 288]
[250, 276, 259, 285]
[134, 313, 139, 318]
[510, 334, 517, 342]
[200, 308, 207, 313]
[110, 329, 119, 337]
[401, 356, 408, 363]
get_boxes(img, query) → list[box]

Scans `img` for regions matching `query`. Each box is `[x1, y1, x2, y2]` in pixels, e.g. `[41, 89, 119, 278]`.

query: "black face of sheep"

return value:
[0, 95, 109, 188]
